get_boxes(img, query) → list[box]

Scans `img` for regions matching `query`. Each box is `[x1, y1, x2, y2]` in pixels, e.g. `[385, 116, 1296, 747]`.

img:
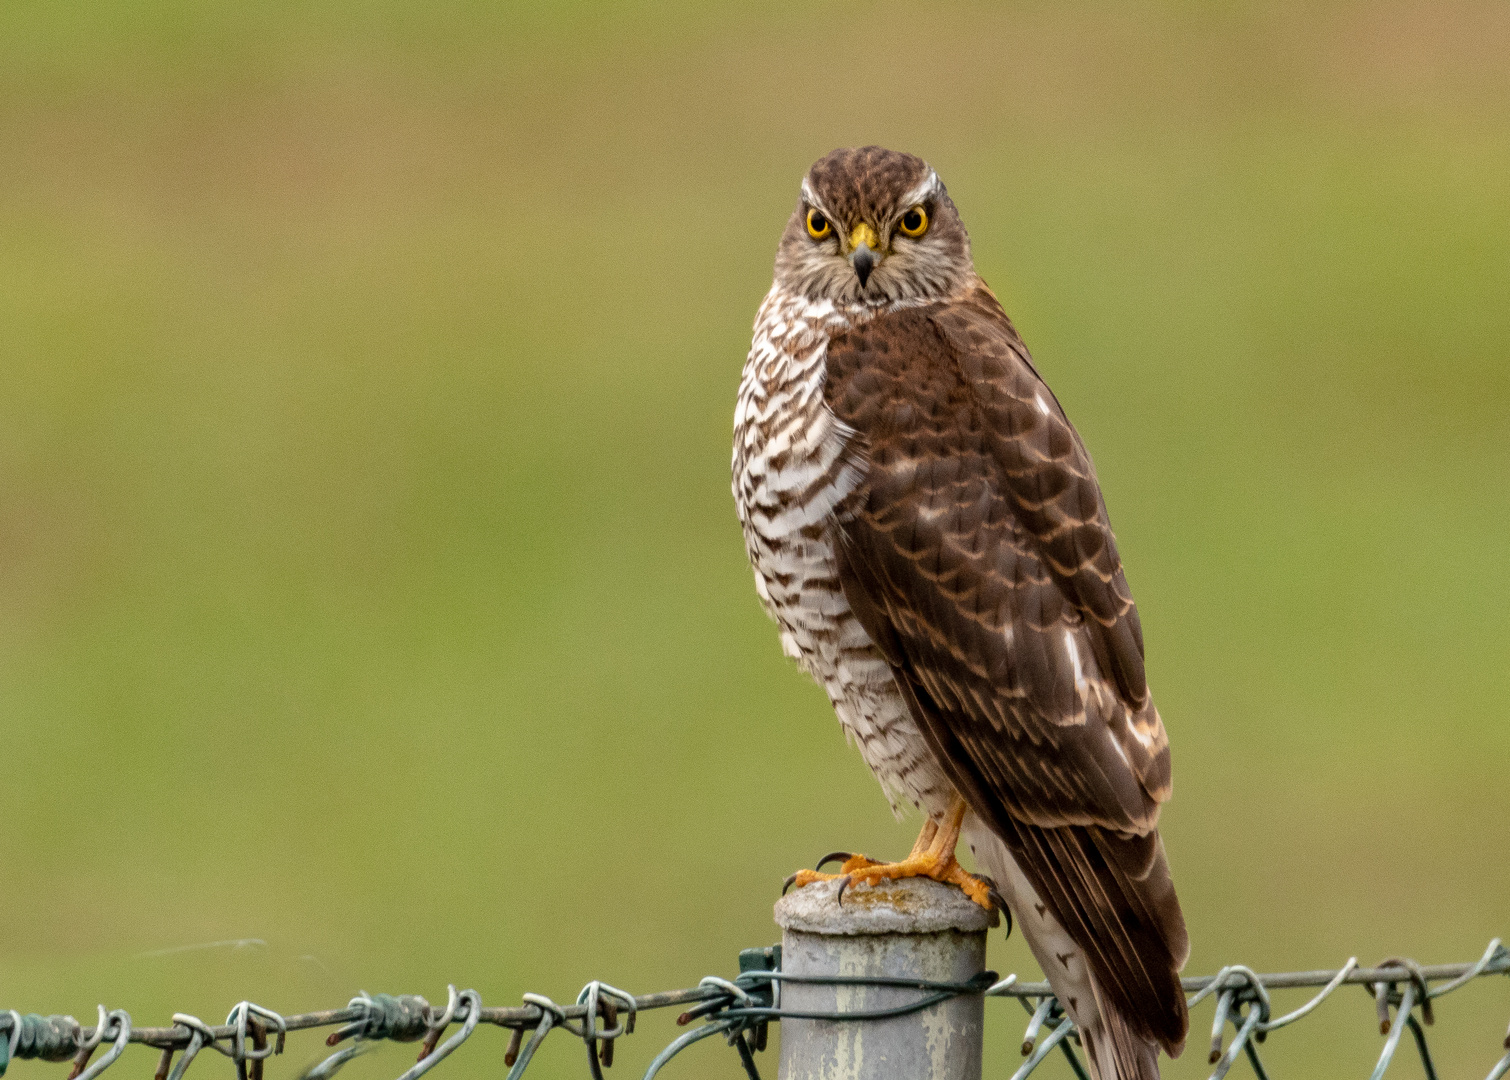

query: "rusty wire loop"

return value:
[72, 1012, 128, 1080]
[426, 988, 460, 1034]
[59, 1007, 105, 1080]
[505, 995, 564, 1080]
[1365, 954, 1452, 1080]
[1192, 965, 1270, 1079]
[506, 982, 640, 1080]
[1019, 995, 1056, 1055]
[413, 986, 459, 1063]
[393, 990, 480, 1080]
[2, 941, 1507, 1080]
[161, 1015, 215, 1080]
[305, 989, 481, 1080]
[227, 1002, 286, 1064]
[1007, 992, 1089, 1080]
[1011, 1016, 1078, 1080]
[576, 983, 636, 1080]
[1369, 975, 1429, 1080]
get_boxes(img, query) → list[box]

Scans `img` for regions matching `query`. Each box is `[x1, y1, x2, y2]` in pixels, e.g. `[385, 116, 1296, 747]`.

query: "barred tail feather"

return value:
[964, 815, 1168, 1080]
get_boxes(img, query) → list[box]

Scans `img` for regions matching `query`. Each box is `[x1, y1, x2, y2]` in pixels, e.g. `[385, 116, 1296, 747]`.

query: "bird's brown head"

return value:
[773, 146, 974, 306]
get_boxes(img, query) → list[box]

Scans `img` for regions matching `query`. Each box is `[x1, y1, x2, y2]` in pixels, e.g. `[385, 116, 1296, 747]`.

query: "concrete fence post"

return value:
[773, 876, 995, 1080]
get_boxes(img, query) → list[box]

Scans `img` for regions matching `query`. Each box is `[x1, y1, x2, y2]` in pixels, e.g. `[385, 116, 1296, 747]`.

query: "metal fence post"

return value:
[774, 876, 994, 1080]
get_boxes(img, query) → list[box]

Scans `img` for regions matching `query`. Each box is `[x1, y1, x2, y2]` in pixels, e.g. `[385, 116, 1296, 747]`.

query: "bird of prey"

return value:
[732, 147, 1189, 1080]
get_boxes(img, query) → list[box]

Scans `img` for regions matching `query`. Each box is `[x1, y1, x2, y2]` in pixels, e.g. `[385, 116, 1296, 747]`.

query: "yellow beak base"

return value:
[849, 222, 881, 253]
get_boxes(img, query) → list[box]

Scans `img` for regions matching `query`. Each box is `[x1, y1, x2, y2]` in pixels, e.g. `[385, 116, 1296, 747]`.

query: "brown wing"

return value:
[824, 285, 1190, 1054]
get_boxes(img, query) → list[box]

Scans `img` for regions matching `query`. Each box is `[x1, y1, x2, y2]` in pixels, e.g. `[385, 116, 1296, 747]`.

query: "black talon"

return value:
[781, 873, 799, 895]
[979, 875, 1013, 938]
[835, 874, 853, 906]
[815, 851, 853, 871]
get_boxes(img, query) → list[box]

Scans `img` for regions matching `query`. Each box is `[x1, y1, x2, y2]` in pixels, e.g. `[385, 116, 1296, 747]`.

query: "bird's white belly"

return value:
[733, 290, 954, 819]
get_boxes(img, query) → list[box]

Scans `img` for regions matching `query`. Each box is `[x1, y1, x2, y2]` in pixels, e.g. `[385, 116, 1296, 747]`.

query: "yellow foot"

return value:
[836, 850, 996, 910]
[783, 852, 885, 893]
[782, 797, 999, 913]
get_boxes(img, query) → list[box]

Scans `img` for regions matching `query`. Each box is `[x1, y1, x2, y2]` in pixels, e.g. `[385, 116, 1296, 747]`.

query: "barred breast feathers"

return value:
[734, 287, 955, 817]
[734, 290, 861, 553]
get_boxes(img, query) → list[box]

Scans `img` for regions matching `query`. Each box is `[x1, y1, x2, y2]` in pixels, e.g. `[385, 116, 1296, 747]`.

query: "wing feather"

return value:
[825, 286, 1189, 1054]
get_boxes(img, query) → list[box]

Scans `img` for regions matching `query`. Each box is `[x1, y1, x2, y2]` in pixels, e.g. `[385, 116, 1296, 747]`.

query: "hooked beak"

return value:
[849, 223, 882, 289]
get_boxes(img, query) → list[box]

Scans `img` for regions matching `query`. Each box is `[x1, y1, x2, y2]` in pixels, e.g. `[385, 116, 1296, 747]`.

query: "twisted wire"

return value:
[0, 941, 1504, 1080]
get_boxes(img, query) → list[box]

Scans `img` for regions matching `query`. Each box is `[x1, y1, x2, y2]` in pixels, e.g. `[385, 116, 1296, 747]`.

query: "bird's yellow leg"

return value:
[784, 797, 996, 911]
[907, 816, 939, 858]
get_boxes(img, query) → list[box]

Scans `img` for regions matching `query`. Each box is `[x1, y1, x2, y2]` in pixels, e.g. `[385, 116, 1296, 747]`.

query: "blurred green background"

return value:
[2, 2, 1507, 1077]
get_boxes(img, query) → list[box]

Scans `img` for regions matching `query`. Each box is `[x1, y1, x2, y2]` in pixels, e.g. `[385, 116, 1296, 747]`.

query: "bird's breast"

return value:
[733, 289, 861, 645]
[732, 288, 954, 817]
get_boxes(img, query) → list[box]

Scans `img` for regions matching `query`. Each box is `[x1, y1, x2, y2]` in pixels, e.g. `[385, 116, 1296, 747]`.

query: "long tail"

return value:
[964, 815, 1166, 1080]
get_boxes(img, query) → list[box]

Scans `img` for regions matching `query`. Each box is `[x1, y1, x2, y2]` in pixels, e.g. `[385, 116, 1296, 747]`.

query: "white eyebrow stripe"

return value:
[898, 170, 939, 208]
[799, 179, 835, 217]
[799, 179, 839, 221]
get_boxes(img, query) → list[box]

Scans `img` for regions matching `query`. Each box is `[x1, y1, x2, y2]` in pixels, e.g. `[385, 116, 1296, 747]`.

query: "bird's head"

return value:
[772, 146, 974, 306]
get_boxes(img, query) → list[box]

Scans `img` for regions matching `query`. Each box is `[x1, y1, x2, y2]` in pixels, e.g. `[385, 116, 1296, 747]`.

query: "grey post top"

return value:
[773, 876, 999, 936]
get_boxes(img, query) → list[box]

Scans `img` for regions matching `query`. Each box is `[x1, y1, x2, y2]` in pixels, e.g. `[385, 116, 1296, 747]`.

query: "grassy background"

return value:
[2, 2, 1508, 1077]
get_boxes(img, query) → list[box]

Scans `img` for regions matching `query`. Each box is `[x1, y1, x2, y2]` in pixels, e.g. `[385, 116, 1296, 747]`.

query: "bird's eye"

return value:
[898, 205, 929, 237]
[805, 208, 833, 240]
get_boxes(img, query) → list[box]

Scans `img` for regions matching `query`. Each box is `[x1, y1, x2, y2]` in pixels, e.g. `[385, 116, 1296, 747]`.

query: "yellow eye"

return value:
[805, 208, 833, 240]
[898, 205, 929, 237]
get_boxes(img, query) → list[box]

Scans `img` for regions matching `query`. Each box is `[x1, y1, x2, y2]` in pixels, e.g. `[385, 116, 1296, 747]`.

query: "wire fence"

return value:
[3, 939, 1506, 1080]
